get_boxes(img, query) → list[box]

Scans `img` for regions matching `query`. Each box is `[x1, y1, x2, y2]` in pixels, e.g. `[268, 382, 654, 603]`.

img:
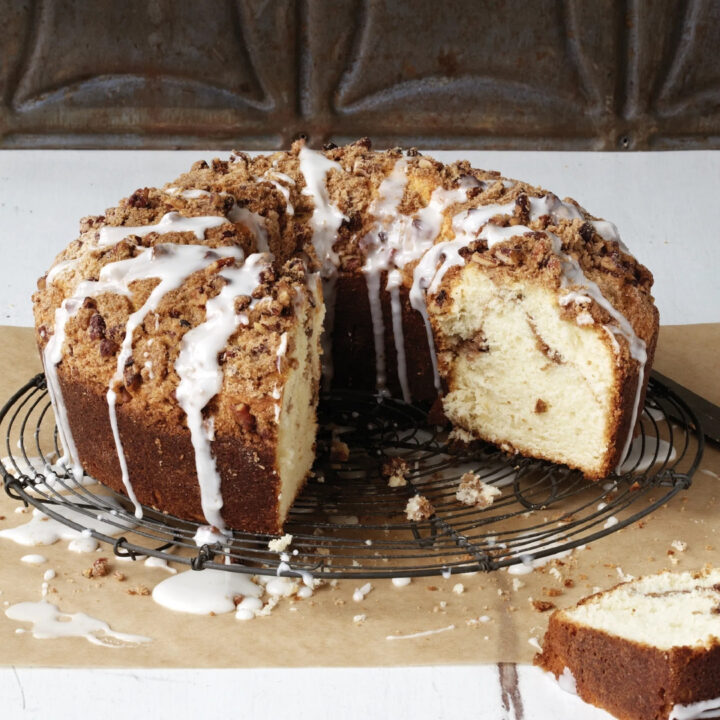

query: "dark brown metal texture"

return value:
[0, 0, 718, 150]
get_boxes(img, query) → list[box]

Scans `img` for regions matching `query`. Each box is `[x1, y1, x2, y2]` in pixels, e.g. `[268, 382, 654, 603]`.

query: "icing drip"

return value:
[362, 159, 409, 395]
[262, 170, 296, 216]
[164, 188, 271, 252]
[298, 147, 346, 275]
[387, 270, 411, 402]
[362, 184, 465, 393]
[46, 258, 78, 285]
[175, 253, 269, 531]
[228, 205, 270, 253]
[276, 332, 288, 371]
[97, 212, 229, 248]
[298, 147, 347, 386]
[45, 213, 239, 483]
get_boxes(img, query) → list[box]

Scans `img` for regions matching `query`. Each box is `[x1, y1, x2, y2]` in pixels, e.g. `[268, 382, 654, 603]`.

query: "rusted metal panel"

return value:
[0, 0, 717, 149]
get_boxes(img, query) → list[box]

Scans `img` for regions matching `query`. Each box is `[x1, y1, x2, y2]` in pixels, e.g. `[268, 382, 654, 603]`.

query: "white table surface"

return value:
[0, 149, 718, 720]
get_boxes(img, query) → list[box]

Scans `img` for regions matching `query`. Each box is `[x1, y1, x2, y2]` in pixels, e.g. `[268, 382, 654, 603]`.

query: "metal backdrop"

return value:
[0, 0, 718, 150]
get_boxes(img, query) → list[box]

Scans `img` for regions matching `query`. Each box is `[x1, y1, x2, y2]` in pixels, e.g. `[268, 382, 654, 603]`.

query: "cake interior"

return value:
[275, 279, 324, 524]
[436, 265, 618, 477]
[562, 568, 720, 650]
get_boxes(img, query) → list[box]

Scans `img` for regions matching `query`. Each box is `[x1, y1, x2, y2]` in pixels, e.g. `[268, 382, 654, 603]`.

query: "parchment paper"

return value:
[1, 324, 718, 668]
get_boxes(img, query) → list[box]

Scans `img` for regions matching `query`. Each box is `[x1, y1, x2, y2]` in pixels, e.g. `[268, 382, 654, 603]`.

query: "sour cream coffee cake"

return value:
[32, 140, 659, 532]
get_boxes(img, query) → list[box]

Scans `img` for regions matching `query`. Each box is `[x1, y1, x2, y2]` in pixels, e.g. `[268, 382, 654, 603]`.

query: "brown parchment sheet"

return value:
[0, 324, 718, 669]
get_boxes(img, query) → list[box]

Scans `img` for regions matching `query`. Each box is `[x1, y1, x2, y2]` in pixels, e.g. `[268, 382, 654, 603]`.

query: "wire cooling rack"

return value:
[1, 373, 704, 578]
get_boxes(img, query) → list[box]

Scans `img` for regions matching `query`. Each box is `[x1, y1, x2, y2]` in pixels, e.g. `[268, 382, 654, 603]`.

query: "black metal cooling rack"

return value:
[0, 373, 704, 579]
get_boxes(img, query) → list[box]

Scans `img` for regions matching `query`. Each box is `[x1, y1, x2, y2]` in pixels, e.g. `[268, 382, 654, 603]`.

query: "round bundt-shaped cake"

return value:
[32, 139, 659, 533]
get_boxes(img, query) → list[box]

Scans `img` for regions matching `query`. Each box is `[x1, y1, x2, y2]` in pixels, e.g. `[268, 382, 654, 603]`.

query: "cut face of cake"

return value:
[535, 568, 720, 720]
[32, 140, 659, 532]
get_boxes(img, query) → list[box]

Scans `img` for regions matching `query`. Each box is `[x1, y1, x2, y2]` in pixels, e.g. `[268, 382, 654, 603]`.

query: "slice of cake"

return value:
[535, 568, 720, 720]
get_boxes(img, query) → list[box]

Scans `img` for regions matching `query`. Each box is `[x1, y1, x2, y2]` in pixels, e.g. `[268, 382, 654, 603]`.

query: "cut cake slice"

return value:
[535, 568, 720, 720]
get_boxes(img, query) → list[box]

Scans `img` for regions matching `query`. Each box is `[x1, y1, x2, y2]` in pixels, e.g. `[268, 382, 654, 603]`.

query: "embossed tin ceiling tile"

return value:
[0, 0, 718, 149]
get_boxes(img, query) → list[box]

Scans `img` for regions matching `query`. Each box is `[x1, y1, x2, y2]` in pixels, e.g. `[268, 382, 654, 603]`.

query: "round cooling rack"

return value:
[0, 373, 704, 579]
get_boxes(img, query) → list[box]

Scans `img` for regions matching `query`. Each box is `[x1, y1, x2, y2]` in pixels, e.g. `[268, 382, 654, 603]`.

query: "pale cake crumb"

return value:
[405, 495, 434, 521]
[455, 472, 501, 508]
[268, 533, 293, 552]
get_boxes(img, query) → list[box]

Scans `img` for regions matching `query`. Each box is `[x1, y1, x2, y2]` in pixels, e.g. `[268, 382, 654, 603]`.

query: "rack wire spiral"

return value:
[1, 372, 704, 579]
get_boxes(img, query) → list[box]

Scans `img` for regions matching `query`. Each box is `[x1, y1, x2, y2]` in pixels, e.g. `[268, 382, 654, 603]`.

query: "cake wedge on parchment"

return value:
[535, 567, 720, 720]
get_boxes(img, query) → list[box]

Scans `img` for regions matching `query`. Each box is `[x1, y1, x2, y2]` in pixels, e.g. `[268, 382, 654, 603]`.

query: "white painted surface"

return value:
[0, 150, 719, 326]
[0, 665, 614, 720]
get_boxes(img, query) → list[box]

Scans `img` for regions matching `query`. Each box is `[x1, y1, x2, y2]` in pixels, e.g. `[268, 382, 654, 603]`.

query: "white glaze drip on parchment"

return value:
[151, 567, 262, 615]
[174, 253, 269, 532]
[298, 147, 347, 387]
[6, 600, 150, 647]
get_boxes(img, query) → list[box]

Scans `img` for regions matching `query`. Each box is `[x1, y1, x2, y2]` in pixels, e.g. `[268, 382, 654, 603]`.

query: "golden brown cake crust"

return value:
[58, 368, 285, 534]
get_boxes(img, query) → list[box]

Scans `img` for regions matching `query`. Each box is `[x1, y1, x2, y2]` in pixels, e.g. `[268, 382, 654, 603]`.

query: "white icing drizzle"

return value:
[105, 244, 246, 517]
[228, 205, 270, 253]
[5, 600, 150, 646]
[261, 170, 296, 217]
[44, 212, 240, 483]
[298, 147, 347, 386]
[144, 555, 177, 574]
[46, 258, 78, 285]
[0, 500, 136, 552]
[165, 187, 271, 252]
[298, 147, 346, 276]
[97, 212, 229, 248]
[362, 159, 409, 395]
[175, 253, 269, 531]
[275, 331, 288, 371]
[20, 554, 47, 564]
[192, 525, 227, 547]
[387, 270, 411, 402]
